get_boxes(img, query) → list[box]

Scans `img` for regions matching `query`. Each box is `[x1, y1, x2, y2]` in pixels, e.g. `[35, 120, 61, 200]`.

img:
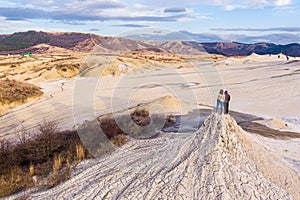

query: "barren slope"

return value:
[18, 114, 299, 199]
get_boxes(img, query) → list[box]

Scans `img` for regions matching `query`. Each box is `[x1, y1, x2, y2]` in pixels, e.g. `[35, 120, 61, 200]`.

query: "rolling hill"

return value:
[0, 31, 300, 56]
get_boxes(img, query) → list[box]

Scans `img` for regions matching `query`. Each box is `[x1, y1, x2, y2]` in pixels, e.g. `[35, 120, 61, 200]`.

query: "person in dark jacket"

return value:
[224, 90, 230, 114]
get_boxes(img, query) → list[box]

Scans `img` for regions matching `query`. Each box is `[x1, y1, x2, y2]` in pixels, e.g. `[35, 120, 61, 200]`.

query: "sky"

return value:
[0, 0, 299, 44]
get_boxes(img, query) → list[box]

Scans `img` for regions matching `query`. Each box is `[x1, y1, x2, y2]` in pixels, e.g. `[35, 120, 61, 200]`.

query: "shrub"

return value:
[130, 109, 151, 126]
[111, 134, 128, 146]
[0, 116, 132, 197]
[0, 121, 90, 197]
[99, 118, 125, 139]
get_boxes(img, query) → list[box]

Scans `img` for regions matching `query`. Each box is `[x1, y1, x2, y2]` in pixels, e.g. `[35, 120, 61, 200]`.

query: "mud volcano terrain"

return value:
[23, 114, 299, 199]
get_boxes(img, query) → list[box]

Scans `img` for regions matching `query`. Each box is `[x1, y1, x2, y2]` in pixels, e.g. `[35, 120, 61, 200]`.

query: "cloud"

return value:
[84, 1, 125, 9]
[199, 0, 294, 10]
[115, 15, 188, 22]
[90, 28, 101, 32]
[10, 0, 126, 10]
[251, 33, 300, 44]
[112, 24, 149, 28]
[164, 7, 186, 13]
[205, 0, 269, 10]
[179, 30, 300, 44]
[274, 0, 293, 6]
[0, 7, 189, 23]
[4, 17, 30, 21]
[0, 16, 32, 32]
[211, 27, 300, 32]
[0, 7, 48, 21]
[55, 20, 86, 25]
[63, 0, 126, 10]
[122, 32, 190, 42]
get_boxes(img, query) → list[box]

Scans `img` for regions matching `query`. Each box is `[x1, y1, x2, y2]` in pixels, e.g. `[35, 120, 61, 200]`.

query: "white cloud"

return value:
[133, 3, 147, 9]
[272, 5, 295, 14]
[212, 0, 264, 7]
[2, 0, 296, 12]
[0, 17, 32, 32]
[197, 15, 214, 20]
[272, 0, 295, 13]
[202, 0, 269, 10]
[274, 0, 293, 6]
[197, 0, 293, 10]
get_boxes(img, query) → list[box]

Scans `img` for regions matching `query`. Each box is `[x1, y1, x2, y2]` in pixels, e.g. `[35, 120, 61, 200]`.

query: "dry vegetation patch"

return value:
[0, 121, 91, 197]
[130, 109, 151, 126]
[0, 108, 173, 197]
[98, 117, 128, 146]
[0, 114, 135, 197]
[0, 79, 43, 105]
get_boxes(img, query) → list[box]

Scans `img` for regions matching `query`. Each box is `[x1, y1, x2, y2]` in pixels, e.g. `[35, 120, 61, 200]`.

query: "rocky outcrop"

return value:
[17, 113, 299, 199]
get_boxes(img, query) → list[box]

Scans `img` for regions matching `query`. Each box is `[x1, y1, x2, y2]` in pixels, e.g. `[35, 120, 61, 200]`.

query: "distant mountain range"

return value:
[0, 31, 300, 56]
[202, 42, 300, 57]
[177, 30, 300, 45]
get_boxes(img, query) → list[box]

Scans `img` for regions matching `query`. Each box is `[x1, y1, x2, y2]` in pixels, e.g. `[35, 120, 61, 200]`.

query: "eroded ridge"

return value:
[21, 113, 296, 200]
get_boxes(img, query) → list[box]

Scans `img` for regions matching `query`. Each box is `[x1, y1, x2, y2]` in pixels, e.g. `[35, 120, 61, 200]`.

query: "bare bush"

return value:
[130, 109, 151, 126]
[0, 122, 90, 197]
[99, 117, 125, 139]
[111, 134, 128, 146]
[0, 112, 138, 197]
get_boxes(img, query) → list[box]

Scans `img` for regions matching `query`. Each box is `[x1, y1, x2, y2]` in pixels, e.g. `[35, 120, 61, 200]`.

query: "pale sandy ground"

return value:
[1, 54, 299, 137]
[218, 63, 300, 118]
[1, 53, 300, 199]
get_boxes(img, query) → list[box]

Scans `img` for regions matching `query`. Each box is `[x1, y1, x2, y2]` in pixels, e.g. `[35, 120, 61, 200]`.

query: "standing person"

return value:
[216, 89, 225, 114]
[224, 90, 231, 114]
[286, 55, 289, 61]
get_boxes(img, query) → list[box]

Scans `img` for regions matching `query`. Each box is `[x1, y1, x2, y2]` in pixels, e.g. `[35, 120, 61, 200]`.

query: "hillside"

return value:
[0, 31, 106, 54]
[0, 31, 205, 55]
[0, 31, 50, 51]
[1, 31, 300, 56]
[202, 42, 300, 57]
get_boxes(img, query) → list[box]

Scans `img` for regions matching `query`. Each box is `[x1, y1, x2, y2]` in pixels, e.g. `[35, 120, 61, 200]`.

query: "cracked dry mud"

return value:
[19, 113, 299, 200]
